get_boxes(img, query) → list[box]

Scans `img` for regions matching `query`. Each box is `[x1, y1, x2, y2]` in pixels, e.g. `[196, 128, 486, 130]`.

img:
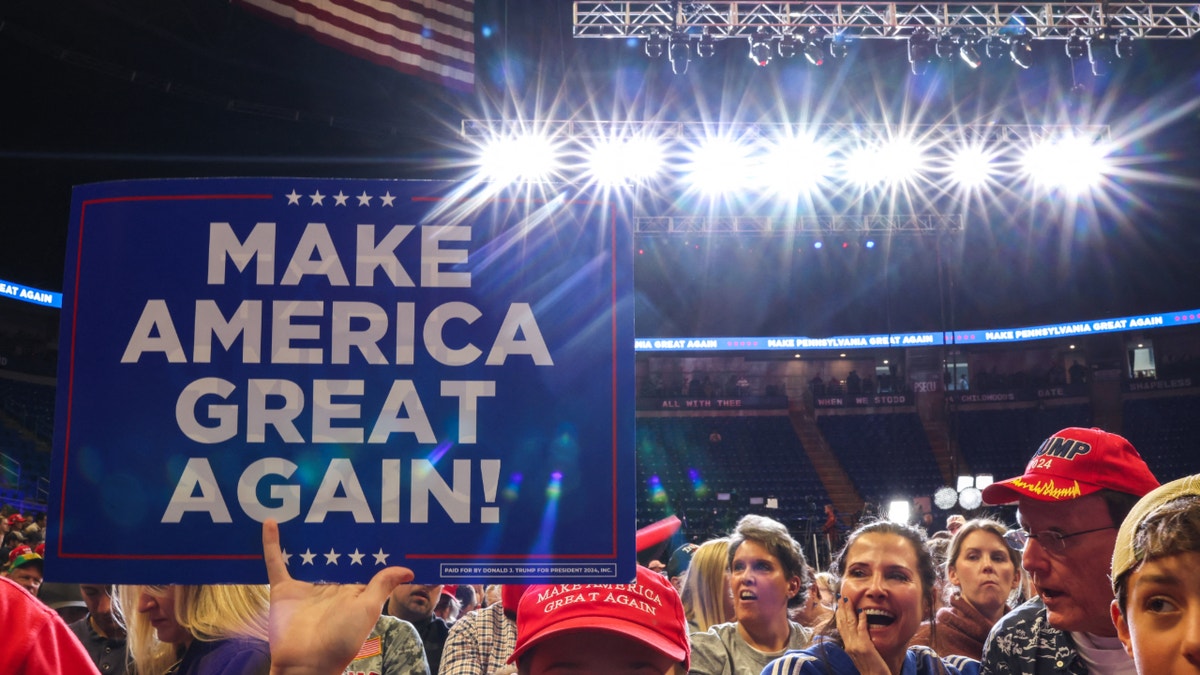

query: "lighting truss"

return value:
[461, 120, 1112, 145]
[572, 2, 1200, 40]
[635, 213, 964, 235]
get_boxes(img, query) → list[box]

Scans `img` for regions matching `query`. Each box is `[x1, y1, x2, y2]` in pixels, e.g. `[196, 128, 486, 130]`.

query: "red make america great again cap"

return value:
[982, 427, 1160, 504]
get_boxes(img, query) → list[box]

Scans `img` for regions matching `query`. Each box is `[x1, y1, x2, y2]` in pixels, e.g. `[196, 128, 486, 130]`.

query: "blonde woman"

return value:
[680, 537, 735, 633]
[116, 584, 271, 675]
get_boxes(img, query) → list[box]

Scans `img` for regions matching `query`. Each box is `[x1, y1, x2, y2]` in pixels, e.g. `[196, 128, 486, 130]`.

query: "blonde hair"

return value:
[116, 584, 270, 674]
[680, 537, 733, 632]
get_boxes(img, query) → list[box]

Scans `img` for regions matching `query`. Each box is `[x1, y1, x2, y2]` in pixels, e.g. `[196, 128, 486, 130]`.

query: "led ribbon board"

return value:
[49, 178, 634, 584]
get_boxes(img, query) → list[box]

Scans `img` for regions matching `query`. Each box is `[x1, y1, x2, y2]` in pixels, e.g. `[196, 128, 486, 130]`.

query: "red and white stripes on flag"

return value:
[353, 636, 382, 660]
[235, 0, 474, 90]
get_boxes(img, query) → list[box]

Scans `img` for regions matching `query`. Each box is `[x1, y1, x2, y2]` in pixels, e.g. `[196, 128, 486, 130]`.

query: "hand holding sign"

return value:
[263, 519, 412, 675]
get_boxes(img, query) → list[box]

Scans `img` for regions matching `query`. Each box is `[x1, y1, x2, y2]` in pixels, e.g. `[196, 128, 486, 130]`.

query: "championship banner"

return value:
[48, 178, 634, 584]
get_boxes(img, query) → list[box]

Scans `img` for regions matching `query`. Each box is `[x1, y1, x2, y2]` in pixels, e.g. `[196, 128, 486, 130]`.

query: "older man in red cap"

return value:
[979, 427, 1159, 675]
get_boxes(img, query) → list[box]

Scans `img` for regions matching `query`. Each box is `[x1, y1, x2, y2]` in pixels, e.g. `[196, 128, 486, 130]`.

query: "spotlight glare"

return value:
[959, 41, 984, 68]
[948, 146, 996, 188]
[758, 136, 834, 195]
[585, 137, 664, 186]
[1022, 136, 1111, 193]
[478, 133, 561, 184]
[845, 138, 926, 185]
[684, 137, 753, 194]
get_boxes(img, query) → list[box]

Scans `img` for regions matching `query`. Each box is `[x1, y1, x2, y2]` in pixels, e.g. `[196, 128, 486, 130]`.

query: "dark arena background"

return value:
[2, 0, 1200, 569]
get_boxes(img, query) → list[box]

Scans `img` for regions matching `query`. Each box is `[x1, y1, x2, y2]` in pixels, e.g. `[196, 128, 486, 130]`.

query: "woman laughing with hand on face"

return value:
[762, 521, 980, 675]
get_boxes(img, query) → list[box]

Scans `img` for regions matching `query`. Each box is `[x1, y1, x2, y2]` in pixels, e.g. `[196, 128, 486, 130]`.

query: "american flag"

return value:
[353, 636, 382, 660]
[234, 0, 474, 91]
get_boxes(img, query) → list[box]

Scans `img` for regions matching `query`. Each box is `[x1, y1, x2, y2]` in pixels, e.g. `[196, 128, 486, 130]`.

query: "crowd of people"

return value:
[4, 426, 1199, 675]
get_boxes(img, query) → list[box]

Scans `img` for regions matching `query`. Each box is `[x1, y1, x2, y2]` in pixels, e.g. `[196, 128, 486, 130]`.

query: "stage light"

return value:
[683, 136, 753, 194]
[1087, 32, 1116, 76]
[1065, 33, 1087, 60]
[845, 137, 926, 186]
[934, 486, 958, 509]
[778, 32, 799, 59]
[584, 137, 665, 186]
[1022, 136, 1110, 193]
[948, 145, 996, 188]
[669, 32, 691, 74]
[829, 35, 848, 58]
[645, 30, 667, 59]
[887, 500, 911, 524]
[864, 239, 876, 249]
[813, 241, 823, 249]
[936, 33, 957, 59]
[478, 133, 560, 184]
[1115, 33, 1134, 59]
[748, 29, 773, 66]
[907, 30, 936, 75]
[984, 37, 1004, 60]
[697, 31, 717, 58]
[803, 32, 825, 65]
[758, 135, 834, 194]
[1009, 35, 1034, 69]
[959, 40, 984, 68]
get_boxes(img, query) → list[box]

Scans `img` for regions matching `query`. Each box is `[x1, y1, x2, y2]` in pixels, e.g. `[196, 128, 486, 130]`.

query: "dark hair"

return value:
[1114, 494, 1200, 612]
[823, 520, 938, 647]
[1099, 489, 1143, 529]
[727, 514, 810, 606]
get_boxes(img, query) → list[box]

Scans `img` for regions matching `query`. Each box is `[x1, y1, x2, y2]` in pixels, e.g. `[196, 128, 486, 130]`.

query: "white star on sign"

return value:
[373, 548, 390, 565]
[356, 191, 373, 206]
[309, 190, 325, 206]
[380, 191, 396, 207]
[324, 548, 341, 565]
[286, 190, 302, 205]
[333, 191, 349, 206]
[300, 549, 317, 565]
[280, 549, 294, 566]
[348, 549, 365, 565]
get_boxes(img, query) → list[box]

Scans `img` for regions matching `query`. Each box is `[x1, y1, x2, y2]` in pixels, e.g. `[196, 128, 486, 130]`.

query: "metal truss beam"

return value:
[461, 120, 1112, 143]
[635, 214, 964, 235]
[573, 2, 1200, 40]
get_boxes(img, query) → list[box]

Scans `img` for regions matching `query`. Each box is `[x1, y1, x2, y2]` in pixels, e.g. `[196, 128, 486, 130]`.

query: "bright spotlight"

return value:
[585, 137, 665, 186]
[757, 136, 834, 195]
[864, 239, 876, 249]
[844, 138, 926, 186]
[1022, 136, 1111, 193]
[683, 137, 754, 194]
[748, 29, 773, 66]
[478, 134, 560, 183]
[887, 500, 911, 524]
[948, 146, 996, 188]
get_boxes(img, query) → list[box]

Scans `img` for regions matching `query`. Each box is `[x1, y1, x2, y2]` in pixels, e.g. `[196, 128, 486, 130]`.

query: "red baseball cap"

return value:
[982, 427, 1159, 505]
[507, 565, 689, 669]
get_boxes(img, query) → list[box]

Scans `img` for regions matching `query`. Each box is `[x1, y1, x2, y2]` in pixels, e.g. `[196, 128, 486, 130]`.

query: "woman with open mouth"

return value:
[761, 521, 980, 675]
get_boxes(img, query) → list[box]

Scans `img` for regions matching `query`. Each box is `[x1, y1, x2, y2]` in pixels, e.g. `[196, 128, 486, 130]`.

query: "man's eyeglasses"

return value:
[1003, 526, 1115, 554]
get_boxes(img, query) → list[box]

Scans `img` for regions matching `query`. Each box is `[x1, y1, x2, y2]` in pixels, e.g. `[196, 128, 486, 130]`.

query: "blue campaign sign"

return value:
[48, 178, 635, 585]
